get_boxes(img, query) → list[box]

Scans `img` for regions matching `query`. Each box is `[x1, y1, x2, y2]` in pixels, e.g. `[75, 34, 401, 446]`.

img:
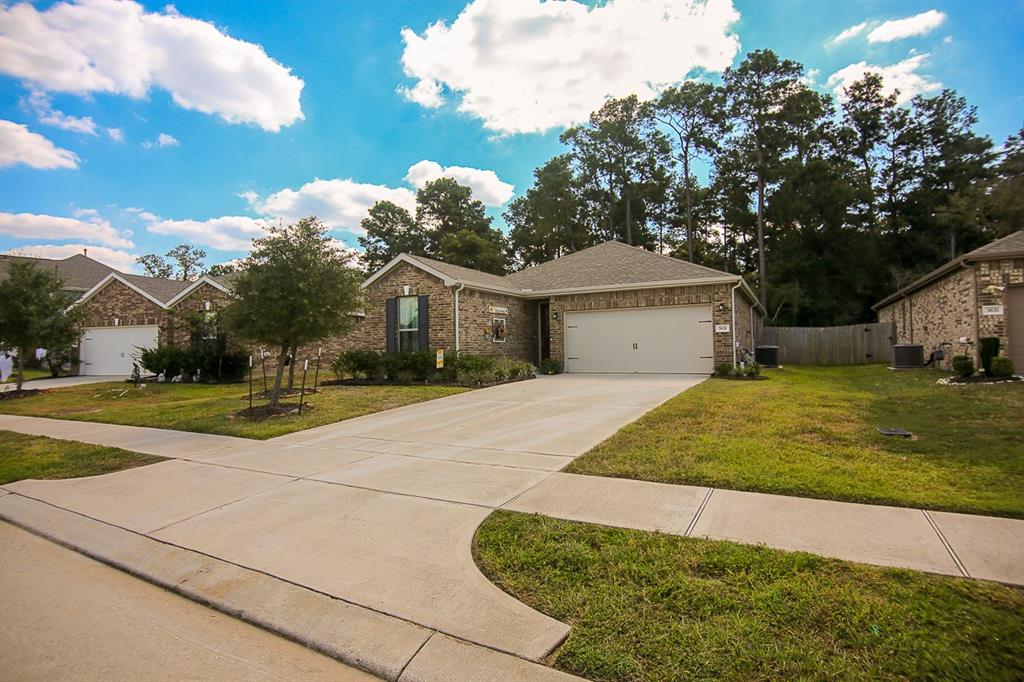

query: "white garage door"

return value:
[564, 305, 714, 374]
[79, 326, 158, 376]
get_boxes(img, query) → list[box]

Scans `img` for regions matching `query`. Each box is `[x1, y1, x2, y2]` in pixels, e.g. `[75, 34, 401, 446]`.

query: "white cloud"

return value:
[107, 127, 125, 142]
[142, 132, 179, 149]
[3, 243, 140, 272]
[404, 160, 514, 206]
[398, 0, 741, 134]
[0, 0, 304, 132]
[868, 10, 946, 43]
[23, 89, 98, 135]
[827, 54, 941, 104]
[0, 211, 134, 248]
[0, 120, 79, 169]
[245, 179, 417, 234]
[146, 215, 267, 251]
[828, 21, 869, 46]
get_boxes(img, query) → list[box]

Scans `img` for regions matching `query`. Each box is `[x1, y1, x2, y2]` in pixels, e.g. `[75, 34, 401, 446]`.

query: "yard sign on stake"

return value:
[248, 355, 253, 411]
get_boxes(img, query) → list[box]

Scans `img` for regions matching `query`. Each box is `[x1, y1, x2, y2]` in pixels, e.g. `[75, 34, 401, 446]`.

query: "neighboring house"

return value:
[353, 241, 764, 373]
[874, 230, 1024, 370]
[0, 253, 115, 300]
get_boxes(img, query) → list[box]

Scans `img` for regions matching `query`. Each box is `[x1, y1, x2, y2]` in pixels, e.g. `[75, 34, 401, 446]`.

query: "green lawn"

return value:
[2, 368, 52, 384]
[0, 381, 470, 439]
[475, 511, 1024, 682]
[0, 431, 165, 485]
[567, 365, 1024, 518]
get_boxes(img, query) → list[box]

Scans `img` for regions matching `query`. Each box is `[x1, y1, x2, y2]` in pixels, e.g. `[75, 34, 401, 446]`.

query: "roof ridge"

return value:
[964, 229, 1024, 258]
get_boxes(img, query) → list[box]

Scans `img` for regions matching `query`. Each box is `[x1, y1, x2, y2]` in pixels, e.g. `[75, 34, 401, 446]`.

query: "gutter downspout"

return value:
[731, 280, 743, 366]
[452, 283, 465, 354]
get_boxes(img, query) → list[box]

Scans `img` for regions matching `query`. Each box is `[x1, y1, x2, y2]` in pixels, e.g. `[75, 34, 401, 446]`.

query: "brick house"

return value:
[356, 241, 764, 373]
[873, 230, 1024, 370]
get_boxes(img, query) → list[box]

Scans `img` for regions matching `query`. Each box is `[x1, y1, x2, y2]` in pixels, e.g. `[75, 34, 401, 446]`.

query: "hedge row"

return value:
[331, 350, 535, 385]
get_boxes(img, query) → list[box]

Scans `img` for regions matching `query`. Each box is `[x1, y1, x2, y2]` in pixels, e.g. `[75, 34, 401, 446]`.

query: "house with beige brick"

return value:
[356, 240, 764, 373]
[873, 230, 1024, 370]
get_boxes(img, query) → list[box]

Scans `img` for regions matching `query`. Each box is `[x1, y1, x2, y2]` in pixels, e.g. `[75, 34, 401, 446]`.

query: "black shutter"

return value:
[385, 297, 397, 353]
[418, 295, 429, 351]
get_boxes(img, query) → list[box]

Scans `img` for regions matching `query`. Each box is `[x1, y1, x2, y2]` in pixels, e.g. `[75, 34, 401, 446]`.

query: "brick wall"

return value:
[457, 289, 538, 362]
[547, 283, 745, 366]
[976, 258, 1024, 359]
[163, 282, 233, 347]
[82, 280, 166, 338]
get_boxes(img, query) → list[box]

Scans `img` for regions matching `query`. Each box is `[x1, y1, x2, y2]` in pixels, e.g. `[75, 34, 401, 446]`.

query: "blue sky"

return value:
[1, 0, 1021, 272]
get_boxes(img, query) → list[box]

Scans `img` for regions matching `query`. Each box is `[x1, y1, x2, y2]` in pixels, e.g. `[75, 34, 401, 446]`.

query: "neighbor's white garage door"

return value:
[79, 326, 158, 376]
[564, 305, 714, 374]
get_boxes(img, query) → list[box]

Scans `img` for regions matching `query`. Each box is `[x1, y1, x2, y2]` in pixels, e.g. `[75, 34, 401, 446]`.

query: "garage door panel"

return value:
[564, 306, 714, 374]
[79, 326, 158, 376]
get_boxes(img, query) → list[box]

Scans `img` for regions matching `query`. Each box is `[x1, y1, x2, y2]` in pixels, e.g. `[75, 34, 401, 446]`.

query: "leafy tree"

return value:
[137, 244, 208, 280]
[722, 49, 806, 307]
[436, 229, 508, 275]
[841, 73, 897, 233]
[222, 217, 362, 406]
[505, 155, 590, 267]
[357, 200, 427, 273]
[654, 82, 729, 261]
[0, 261, 83, 390]
[205, 262, 238, 278]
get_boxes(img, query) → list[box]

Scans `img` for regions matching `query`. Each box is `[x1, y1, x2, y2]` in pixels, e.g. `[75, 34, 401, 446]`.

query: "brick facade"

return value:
[547, 283, 749, 366]
[457, 288, 538, 362]
[82, 280, 166, 337]
[877, 257, 1024, 369]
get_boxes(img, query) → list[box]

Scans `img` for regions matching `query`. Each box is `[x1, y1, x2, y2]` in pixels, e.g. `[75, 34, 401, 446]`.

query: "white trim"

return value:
[522, 276, 743, 298]
[164, 276, 231, 307]
[72, 272, 169, 309]
[361, 254, 456, 289]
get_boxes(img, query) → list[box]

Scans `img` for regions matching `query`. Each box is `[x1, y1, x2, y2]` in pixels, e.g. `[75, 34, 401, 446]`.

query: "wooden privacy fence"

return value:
[757, 322, 895, 366]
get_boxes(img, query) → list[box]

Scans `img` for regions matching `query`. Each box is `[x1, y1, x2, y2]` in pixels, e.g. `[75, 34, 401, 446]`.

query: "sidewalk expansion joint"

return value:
[922, 509, 970, 578]
[684, 488, 714, 537]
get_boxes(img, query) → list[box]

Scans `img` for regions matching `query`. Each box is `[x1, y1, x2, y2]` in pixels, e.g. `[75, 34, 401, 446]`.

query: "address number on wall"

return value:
[714, 324, 730, 333]
[982, 305, 1004, 316]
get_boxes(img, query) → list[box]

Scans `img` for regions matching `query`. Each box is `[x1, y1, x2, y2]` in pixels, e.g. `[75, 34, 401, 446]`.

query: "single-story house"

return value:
[352, 240, 764, 373]
[873, 230, 1024, 370]
[4, 241, 763, 376]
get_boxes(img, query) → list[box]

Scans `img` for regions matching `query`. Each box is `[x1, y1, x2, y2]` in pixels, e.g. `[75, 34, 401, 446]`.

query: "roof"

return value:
[0, 253, 115, 291]
[365, 240, 763, 311]
[505, 241, 735, 291]
[873, 230, 1024, 310]
[119, 273, 192, 303]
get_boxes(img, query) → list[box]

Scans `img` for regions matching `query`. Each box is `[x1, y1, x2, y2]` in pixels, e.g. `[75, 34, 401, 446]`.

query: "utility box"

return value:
[892, 344, 924, 368]
[755, 345, 779, 367]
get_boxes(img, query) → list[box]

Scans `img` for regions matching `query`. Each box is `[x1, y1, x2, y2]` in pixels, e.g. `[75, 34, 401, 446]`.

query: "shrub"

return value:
[382, 351, 434, 382]
[456, 354, 497, 384]
[539, 358, 561, 375]
[989, 356, 1015, 378]
[496, 359, 534, 381]
[951, 355, 975, 378]
[137, 344, 247, 382]
[333, 349, 382, 380]
[714, 362, 735, 378]
[742, 362, 762, 378]
[980, 337, 1000, 375]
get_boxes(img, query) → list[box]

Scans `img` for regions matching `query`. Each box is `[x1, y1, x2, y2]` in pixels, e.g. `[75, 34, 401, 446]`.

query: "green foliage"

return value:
[989, 356, 1015, 378]
[223, 217, 363, 405]
[137, 345, 248, 382]
[0, 260, 84, 390]
[980, 337, 1000, 375]
[539, 358, 562, 375]
[714, 362, 735, 378]
[137, 244, 208, 280]
[951, 355, 975, 378]
[357, 201, 427, 274]
[333, 349, 384, 380]
[330, 350, 532, 385]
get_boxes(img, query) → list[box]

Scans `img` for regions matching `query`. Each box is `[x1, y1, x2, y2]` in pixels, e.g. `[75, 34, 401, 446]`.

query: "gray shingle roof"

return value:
[406, 254, 523, 293]
[119, 273, 193, 303]
[964, 230, 1024, 259]
[0, 253, 115, 290]
[505, 241, 733, 291]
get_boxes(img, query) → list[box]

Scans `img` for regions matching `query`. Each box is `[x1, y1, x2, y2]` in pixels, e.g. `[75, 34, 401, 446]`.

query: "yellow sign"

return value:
[436, 349, 444, 369]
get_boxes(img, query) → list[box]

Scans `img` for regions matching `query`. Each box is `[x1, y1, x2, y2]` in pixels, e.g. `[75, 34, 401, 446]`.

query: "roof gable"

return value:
[0, 253, 115, 290]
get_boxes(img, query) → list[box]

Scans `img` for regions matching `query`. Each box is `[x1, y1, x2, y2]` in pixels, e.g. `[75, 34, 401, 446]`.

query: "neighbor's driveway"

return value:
[1, 375, 125, 393]
[0, 374, 701, 664]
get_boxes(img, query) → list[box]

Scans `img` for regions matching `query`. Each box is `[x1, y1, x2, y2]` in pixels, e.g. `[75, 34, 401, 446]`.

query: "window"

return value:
[398, 296, 420, 352]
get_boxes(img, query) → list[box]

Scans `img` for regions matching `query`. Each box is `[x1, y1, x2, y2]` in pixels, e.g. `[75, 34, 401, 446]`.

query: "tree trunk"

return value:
[684, 154, 694, 262]
[270, 344, 288, 407]
[756, 148, 767, 309]
[949, 228, 957, 260]
[625, 191, 633, 245]
[287, 344, 297, 390]
[16, 348, 25, 392]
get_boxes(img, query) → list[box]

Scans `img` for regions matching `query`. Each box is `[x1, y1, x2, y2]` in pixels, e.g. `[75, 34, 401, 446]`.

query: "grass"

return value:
[2, 368, 53, 384]
[0, 381, 470, 439]
[0, 430, 165, 485]
[567, 365, 1024, 518]
[475, 511, 1024, 682]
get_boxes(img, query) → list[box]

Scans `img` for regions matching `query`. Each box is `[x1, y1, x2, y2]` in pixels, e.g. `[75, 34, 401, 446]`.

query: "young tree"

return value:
[654, 82, 729, 261]
[722, 49, 805, 307]
[222, 217, 363, 407]
[357, 200, 427, 273]
[0, 261, 82, 390]
[136, 244, 208, 280]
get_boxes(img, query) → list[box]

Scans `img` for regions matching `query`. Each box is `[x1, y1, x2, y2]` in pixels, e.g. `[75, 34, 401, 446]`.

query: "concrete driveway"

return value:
[1, 374, 125, 392]
[1, 374, 702, 666]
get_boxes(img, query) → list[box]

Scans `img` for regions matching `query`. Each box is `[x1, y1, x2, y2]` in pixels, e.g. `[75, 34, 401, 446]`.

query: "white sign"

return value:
[488, 305, 509, 314]
[982, 305, 1004, 316]
[714, 324, 730, 333]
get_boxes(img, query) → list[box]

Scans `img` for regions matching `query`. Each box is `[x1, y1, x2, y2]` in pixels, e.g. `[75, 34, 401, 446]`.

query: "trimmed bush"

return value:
[980, 337, 1000, 375]
[989, 356, 1015, 378]
[714, 362, 735, 378]
[333, 349, 383, 380]
[742, 362, 762, 378]
[539, 358, 561, 375]
[137, 345, 248, 382]
[327, 350, 532, 386]
[951, 355, 975, 378]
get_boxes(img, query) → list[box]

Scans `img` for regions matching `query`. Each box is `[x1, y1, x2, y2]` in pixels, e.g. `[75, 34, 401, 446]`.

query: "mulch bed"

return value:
[233, 403, 315, 420]
[320, 376, 535, 388]
[938, 375, 1021, 385]
[0, 388, 42, 400]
